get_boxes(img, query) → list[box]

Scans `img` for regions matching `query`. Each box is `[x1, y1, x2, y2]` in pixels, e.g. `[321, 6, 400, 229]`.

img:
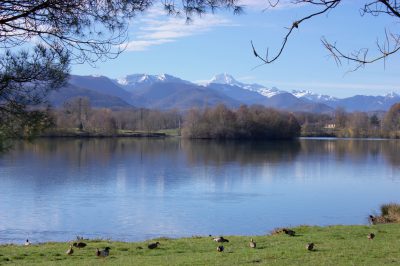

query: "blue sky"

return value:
[71, 1, 400, 98]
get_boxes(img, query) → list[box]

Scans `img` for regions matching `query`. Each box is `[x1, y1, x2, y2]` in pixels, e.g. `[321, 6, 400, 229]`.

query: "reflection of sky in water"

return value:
[0, 138, 399, 243]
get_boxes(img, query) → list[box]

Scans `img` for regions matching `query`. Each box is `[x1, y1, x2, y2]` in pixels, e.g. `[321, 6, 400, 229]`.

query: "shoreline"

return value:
[1, 223, 399, 265]
[36, 128, 400, 140]
[34, 134, 400, 140]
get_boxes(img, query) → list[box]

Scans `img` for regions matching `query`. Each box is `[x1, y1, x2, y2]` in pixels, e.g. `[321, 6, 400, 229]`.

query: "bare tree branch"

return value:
[251, 0, 341, 64]
[253, 0, 400, 71]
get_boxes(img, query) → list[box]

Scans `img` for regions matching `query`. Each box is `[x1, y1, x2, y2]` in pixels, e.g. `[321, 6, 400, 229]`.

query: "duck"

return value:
[306, 243, 314, 251]
[24, 239, 31, 246]
[367, 233, 375, 240]
[368, 215, 377, 225]
[249, 238, 256, 248]
[213, 236, 229, 243]
[217, 245, 224, 252]
[66, 245, 74, 255]
[148, 242, 160, 249]
[282, 228, 296, 236]
[73, 242, 87, 248]
[96, 247, 111, 257]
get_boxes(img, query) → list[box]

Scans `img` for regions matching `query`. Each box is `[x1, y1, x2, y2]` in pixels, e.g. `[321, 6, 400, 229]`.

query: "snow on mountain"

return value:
[60, 73, 400, 112]
[254, 87, 284, 98]
[116, 73, 191, 91]
[207, 73, 285, 98]
[208, 73, 244, 87]
[292, 89, 338, 102]
[384, 92, 400, 99]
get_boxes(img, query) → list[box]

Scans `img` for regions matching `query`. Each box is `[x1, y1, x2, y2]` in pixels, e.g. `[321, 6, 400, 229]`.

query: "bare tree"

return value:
[63, 97, 92, 131]
[251, 0, 400, 71]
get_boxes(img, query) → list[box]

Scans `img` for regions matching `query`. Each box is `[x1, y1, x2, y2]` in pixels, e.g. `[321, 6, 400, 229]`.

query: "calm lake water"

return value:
[0, 138, 399, 243]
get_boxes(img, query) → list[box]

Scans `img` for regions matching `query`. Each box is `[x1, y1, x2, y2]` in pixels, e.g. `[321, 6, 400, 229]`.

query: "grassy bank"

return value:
[1, 224, 400, 265]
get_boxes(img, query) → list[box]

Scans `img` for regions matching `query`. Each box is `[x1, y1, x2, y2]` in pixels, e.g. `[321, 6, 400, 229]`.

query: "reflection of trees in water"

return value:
[11, 137, 400, 170]
[14, 138, 301, 167]
[5, 138, 400, 194]
[181, 139, 301, 166]
[299, 139, 400, 167]
[15, 138, 181, 167]
[381, 141, 400, 167]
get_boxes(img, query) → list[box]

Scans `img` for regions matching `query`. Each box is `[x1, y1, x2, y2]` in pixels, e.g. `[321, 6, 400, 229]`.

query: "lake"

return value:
[0, 138, 399, 243]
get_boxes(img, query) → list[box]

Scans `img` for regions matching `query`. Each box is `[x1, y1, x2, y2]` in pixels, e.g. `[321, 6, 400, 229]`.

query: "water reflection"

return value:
[0, 138, 399, 243]
[182, 139, 301, 166]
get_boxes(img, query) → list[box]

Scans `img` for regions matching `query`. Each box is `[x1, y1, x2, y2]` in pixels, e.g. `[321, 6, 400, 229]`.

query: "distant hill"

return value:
[69, 75, 132, 103]
[48, 84, 132, 108]
[326, 94, 400, 112]
[206, 83, 267, 105]
[129, 82, 241, 110]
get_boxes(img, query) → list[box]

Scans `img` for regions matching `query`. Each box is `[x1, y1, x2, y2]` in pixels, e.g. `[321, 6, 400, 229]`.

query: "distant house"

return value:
[324, 124, 336, 129]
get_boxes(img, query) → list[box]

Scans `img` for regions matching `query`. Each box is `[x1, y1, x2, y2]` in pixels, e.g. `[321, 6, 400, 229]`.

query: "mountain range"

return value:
[48, 73, 400, 113]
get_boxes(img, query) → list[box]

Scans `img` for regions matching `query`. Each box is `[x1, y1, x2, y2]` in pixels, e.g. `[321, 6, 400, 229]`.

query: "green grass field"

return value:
[1, 224, 399, 265]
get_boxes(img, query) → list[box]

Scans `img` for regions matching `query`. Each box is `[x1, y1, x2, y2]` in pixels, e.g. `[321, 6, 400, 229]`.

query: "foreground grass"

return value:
[1, 224, 400, 265]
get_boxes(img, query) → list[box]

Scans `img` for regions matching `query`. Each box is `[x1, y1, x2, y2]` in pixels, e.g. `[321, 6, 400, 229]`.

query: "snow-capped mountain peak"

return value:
[139, 74, 151, 82]
[384, 92, 399, 98]
[206, 73, 285, 98]
[115, 73, 191, 91]
[292, 89, 313, 98]
[292, 89, 338, 102]
[158, 73, 167, 81]
[117, 73, 182, 86]
[209, 73, 243, 87]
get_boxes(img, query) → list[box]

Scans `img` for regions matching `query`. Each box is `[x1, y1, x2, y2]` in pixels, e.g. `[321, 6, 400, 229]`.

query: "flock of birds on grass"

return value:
[21, 229, 377, 258]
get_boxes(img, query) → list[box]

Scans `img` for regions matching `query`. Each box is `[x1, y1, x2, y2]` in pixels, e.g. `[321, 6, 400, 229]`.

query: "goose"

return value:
[148, 242, 160, 249]
[24, 239, 31, 246]
[249, 238, 256, 248]
[306, 243, 314, 251]
[66, 245, 74, 255]
[282, 228, 295, 236]
[96, 247, 111, 257]
[213, 236, 229, 243]
[367, 233, 375, 240]
[73, 242, 87, 248]
[217, 245, 224, 252]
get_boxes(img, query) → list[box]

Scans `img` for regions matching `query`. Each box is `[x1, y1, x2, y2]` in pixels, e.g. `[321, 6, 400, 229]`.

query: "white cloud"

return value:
[240, 0, 298, 10]
[124, 6, 235, 51]
[124, 39, 175, 51]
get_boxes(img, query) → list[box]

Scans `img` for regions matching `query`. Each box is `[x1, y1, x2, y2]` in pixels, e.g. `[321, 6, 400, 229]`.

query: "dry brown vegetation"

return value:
[370, 203, 400, 225]
[182, 104, 300, 139]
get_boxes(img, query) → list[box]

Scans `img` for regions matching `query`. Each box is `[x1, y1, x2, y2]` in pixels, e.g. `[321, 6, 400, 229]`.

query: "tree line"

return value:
[47, 97, 182, 136]
[6, 96, 400, 140]
[46, 97, 300, 140]
[297, 103, 400, 138]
